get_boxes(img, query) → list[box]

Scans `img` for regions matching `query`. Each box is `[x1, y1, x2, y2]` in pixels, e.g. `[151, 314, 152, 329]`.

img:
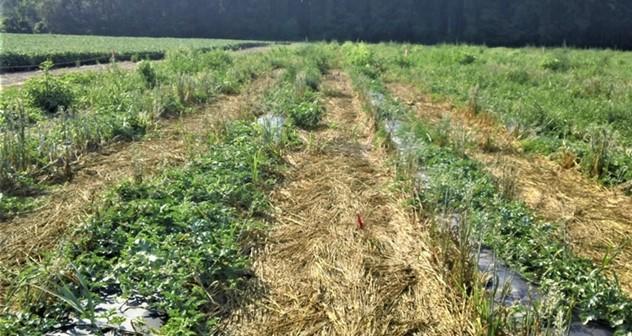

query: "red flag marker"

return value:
[356, 213, 365, 230]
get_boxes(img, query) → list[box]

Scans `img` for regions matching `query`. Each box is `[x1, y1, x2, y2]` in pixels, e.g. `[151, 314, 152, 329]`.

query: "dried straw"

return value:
[223, 72, 471, 335]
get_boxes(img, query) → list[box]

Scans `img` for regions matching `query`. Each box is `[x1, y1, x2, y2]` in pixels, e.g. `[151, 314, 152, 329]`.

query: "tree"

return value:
[2, 0, 632, 49]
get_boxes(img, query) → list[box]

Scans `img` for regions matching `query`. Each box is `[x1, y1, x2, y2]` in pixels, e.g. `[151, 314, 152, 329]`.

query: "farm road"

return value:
[389, 82, 632, 296]
[0, 45, 272, 88]
[222, 71, 472, 335]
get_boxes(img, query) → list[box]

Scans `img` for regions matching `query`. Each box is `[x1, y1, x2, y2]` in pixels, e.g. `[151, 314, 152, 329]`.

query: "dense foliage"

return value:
[0, 121, 287, 335]
[2, 0, 632, 49]
[0, 45, 330, 335]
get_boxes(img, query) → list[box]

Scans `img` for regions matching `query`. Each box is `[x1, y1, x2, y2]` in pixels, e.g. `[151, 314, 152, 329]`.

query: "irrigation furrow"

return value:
[222, 71, 470, 336]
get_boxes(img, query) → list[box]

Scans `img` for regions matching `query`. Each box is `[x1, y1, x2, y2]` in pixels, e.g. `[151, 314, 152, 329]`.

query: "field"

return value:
[0, 33, 264, 71]
[376, 45, 632, 187]
[0, 41, 631, 335]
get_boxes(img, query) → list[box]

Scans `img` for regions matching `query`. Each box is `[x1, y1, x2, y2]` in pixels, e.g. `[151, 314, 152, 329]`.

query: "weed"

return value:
[137, 61, 158, 88]
[582, 125, 616, 179]
[506, 69, 531, 85]
[468, 84, 481, 115]
[459, 54, 477, 65]
[541, 55, 570, 72]
[480, 135, 501, 153]
[288, 92, 323, 129]
[495, 160, 518, 200]
[24, 61, 74, 114]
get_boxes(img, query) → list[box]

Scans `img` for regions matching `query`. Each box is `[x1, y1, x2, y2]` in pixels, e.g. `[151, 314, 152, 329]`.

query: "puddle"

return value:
[477, 247, 540, 306]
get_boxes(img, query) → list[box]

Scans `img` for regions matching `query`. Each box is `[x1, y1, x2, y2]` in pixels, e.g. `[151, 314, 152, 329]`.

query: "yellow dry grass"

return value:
[0, 73, 277, 303]
[388, 82, 632, 296]
[222, 72, 472, 335]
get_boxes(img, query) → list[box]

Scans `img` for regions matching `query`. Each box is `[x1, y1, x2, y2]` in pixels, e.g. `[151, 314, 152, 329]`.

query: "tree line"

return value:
[2, 0, 632, 49]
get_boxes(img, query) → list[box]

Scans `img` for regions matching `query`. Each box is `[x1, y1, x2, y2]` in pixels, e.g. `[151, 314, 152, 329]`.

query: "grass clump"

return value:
[137, 60, 158, 88]
[24, 61, 74, 114]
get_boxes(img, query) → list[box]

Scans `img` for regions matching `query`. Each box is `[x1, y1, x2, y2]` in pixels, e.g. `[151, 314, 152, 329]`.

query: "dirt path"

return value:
[0, 73, 277, 275]
[0, 62, 138, 88]
[222, 72, 471, 335]
[0, 45, 272, 88]
[388, 82, 632, 296]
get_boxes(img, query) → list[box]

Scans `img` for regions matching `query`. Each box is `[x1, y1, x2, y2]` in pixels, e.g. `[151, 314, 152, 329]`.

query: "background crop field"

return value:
[0, 33, 263, 71]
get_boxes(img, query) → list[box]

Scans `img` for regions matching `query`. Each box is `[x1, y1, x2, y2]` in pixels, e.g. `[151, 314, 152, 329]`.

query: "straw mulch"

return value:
[222, 71, 472, 336]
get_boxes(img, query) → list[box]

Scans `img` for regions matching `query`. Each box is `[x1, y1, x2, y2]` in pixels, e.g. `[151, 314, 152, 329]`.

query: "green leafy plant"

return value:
[24, 60, 74, 114]
[290, 97, 323, 129]
[137, 60, 158, 88]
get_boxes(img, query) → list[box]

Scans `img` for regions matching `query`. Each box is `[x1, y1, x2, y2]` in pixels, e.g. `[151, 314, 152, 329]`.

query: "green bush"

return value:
[289, 91, 323, 129]
[24, 61, 74, 114]
[541, 55, 570, 71]
[137, 61, 157, 88]
[156, 87, 185, 118]
[459, 53, 476, 65]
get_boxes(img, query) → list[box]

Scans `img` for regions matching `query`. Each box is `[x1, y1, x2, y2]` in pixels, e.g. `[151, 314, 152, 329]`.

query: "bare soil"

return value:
[222, 72, 471, 335]
[388, 82, 632, 296]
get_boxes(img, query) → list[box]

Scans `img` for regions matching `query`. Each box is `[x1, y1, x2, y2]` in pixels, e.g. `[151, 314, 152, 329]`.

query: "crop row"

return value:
[0, 33, 266, 72]
[0, 48, 275, 220]
[0, 46, 330, 335]
[371, 43, 632, 188]
[342, 43, 632, 334]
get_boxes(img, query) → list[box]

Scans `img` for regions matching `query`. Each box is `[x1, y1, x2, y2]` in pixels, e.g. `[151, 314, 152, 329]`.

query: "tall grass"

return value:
[0, 49, 273, 218]
[342, 43, 632, 334]
[375, 43, 632, 187]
